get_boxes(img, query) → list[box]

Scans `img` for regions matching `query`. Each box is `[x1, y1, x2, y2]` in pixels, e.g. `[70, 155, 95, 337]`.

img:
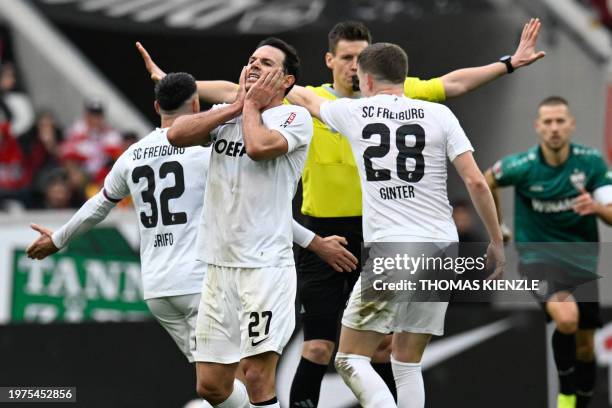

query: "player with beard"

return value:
[486, 96, 612, 408]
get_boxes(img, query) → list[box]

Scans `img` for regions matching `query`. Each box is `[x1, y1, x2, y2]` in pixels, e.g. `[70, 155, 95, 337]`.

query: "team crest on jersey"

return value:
[569, 170, 586, 192]
[280, 112, 297, 128]
[492, 160, 503, 179]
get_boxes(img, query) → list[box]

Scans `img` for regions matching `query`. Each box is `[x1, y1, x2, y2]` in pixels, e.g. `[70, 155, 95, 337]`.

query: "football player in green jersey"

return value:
[485, 96, 612, 408]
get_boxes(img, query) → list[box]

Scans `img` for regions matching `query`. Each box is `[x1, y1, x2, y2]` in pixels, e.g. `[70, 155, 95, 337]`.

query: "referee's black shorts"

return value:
[519, 262, 601, 329]
[297, 215, 363, 342]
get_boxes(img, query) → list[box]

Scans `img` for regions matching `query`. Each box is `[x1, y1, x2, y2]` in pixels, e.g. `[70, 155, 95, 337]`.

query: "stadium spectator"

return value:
[60, 98, 122, 178]
[0, 121, 27, 207]
[0, 62, 35, 136]
[39, 168, 82, 210]
[19, 111, 63, 189]
[590, 0, 612, 29]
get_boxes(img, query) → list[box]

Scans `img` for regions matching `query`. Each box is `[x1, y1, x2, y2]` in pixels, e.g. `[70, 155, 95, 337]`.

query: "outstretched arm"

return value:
[167, 67, 246, 147]
[26, 191, 117, 259]
[485, 169, 512, 241]
[441, 18, 546, 98]
[136, 41, 238, 103]
[286, 85, 326, 120]
[454, 152, 505, 278]
[293, 220, 358, 272]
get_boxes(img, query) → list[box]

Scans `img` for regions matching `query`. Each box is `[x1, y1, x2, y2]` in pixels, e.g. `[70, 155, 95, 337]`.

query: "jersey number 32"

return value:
[131, 161, 187, 228]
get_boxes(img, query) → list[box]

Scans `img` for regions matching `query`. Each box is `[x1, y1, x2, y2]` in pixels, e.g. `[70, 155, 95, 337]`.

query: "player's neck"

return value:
[332, 81, 359, 98]
[259, 95, 285, 112]
[540, 143, 570, 166]
[372, 84, 404, 97]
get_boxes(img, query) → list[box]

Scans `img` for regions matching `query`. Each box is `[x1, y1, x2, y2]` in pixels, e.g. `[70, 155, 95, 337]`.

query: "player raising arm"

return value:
[289, 42, 504, 408]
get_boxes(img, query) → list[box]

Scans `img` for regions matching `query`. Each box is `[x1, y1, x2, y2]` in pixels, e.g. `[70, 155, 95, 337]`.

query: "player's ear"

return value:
[154, 100, 160, 115]
[325, 52, 334, 69]
[283, 74, 296, 91]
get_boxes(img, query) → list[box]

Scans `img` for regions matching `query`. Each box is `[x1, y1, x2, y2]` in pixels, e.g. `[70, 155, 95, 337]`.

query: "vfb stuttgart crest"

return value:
[570, 170, 586, 192]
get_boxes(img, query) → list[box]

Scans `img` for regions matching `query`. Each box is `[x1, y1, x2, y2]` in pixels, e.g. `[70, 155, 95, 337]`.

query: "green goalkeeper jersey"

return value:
[493, 143, 612, 272]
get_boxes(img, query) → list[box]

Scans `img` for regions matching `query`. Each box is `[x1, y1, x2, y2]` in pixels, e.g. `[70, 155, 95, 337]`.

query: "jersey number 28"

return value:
[131, 161, 187, 228]
[362, 123, 425, 183]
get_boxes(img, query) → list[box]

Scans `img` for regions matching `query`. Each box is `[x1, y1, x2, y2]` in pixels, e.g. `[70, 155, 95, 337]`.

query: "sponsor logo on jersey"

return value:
[531, 197, 575, 213]
[570, 170, 586, 192]
[492, 160, 503, 179]
[213, 139, 247, 157]
[280, 112, 297, 128]
[529, 185, 544, 192]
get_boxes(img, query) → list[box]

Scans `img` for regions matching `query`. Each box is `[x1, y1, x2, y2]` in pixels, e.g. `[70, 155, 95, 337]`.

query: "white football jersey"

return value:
[320, 94, 473, 243]
[104, 128, 210, 299]
[198, 104, 312, 267]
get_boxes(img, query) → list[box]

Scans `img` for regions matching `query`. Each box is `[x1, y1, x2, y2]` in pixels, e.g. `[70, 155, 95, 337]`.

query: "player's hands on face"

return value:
[136, 42, 167, 83]
[573, 187, 600, 216]
[233, 66, 247, 109]
[26, 223, 59, 260]
[485, 241, 505, 280]
[309, 235, 358, 273]
[245, 69, 284, 111]
[511, 18, 546, 68]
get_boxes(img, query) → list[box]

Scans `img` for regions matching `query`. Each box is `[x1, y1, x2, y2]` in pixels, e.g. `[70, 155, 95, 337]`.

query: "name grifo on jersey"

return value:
[132, 145, 185, 161]
[153, 233, 174, 247]
[380, 185, 415, 200]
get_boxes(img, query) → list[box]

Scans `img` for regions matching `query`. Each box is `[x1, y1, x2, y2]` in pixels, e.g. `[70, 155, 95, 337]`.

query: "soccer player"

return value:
[136, 18, 543, 405]
[485, 96, 612, 408]
[289, 42, 505, 408]
[164, 38, 312, 408]
[24, 72, 348, 406]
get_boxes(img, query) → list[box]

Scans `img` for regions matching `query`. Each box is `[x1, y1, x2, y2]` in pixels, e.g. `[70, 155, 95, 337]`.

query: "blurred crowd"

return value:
[0, 31, 139, 211]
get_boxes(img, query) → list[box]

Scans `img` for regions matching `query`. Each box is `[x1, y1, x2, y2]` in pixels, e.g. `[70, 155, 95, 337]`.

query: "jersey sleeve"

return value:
[208, 103, 229, 141]
[404, 77, 446, 102]
[319, 98, 353, 137]
[589, 155, 612, 205]
[491, 152, 530, 187]
[268, 107, 313, 153]
[103, 152, 130, 202]
[440, 106, 473, 162]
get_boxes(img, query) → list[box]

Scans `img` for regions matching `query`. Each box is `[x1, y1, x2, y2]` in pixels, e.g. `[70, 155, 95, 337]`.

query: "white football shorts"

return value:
[146, 293, 201, 362]
[193, 264, 296, 364]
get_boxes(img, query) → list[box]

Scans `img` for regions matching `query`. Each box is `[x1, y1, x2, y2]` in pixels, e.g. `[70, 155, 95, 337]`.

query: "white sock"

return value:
[391, 356, 424, 408]
[214, 379, 249, 408]
[335, 352, 396, 408]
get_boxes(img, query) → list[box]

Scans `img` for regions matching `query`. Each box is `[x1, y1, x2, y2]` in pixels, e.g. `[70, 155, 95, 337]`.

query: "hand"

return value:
[232, 66, 247, 111]
[573, 187, 600, 216]
[245, 69, 284, 111]
[510, 18, 546, 69]
[136, 41, 166, 83]
[26, 223, 60, 260]
[485, 241, 505, 281]
[308, 235, 358, 273]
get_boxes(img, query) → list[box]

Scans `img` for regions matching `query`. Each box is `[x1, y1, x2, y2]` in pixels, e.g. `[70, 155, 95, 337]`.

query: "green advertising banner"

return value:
[11, 227, 151, 323]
